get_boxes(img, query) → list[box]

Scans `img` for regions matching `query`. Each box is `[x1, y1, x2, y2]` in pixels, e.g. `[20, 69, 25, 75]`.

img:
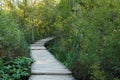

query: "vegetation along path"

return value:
[29, 37, 75, 80]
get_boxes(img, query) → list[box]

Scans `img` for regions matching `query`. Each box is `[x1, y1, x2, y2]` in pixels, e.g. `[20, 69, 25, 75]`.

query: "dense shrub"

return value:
[0, 56, 33, 80]
[0, 13, 29, 58]
[47, 0, 120, 80]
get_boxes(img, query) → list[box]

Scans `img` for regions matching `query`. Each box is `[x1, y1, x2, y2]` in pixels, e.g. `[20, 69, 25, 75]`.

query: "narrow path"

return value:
[29, 37, 75, 80]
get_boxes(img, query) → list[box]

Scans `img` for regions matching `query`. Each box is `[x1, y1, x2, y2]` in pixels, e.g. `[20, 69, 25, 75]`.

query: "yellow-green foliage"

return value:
[90, 63, 106, 80]
[0, 13, 29, 57]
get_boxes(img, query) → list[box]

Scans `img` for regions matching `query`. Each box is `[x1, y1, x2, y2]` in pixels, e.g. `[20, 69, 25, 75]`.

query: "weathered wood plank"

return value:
[34, 42, 46, 44]
[30, 46, 46, 50]
[30, 50, 55, 61]
[31, 44, 44, 46]
[38, 37, 54, 42]
[31, 70, 72, 75]
[29, 75, 75, 80]
[31, 50, 71, 75]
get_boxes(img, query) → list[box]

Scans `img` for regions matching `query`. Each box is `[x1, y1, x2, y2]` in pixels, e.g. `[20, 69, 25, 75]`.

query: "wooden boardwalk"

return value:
[29, 37, 75, 80]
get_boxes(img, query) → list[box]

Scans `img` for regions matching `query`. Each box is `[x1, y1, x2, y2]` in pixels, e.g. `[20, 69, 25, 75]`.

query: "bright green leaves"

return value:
[0, 57, 33, 80]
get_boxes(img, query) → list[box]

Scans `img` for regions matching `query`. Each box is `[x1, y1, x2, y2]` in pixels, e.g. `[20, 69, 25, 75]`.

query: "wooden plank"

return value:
[31, 64, 72, 74]
[31, 61, 67, 69]
[30, 51, 72, 74]
[31, 50, 51, 55]
[31, 44, 44, 46]
[31, 63, 71, 75]
[29, 75, 75, 80]
[31, 70, 71, 75]
[39, 37, 54, 42]
[30, 46, 46, 50]
[30, 50, 55, 61]
[34, 42, 46, 44]
[30, 50, 71, 75]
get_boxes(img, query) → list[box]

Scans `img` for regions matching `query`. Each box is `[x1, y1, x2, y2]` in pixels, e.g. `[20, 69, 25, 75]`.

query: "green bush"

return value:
[90, 63, 106, 80]
[47, 0, 120, 80]
[0, 56, 33, 80]
[0, 13, 29, 57]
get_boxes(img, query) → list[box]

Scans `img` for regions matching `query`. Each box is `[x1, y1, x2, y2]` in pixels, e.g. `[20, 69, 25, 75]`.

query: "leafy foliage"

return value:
[0, 57, 33, 80]
[0, 13, 29, 57]
[0, 0, 120, 80]
[47, 0, 120, 80]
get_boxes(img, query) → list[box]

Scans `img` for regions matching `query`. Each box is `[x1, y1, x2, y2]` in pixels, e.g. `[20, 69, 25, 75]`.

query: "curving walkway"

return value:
[29, 37, 75, 80]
